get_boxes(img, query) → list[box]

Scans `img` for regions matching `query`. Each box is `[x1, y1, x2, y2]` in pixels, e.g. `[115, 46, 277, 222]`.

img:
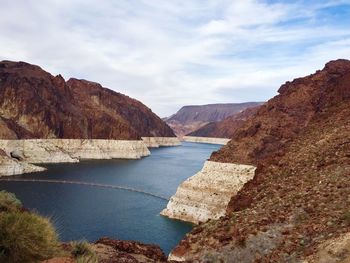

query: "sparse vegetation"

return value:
[0, 191, 62, 263]
[71, 240, 98, 263]
[0, 190, 22, 212]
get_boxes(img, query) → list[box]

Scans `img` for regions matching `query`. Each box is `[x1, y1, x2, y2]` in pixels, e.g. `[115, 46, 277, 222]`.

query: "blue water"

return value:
[0, 142, 221, 254]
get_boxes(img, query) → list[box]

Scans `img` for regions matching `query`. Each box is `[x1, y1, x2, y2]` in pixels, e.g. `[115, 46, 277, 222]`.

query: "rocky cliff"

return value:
[165, 102, 262, 136]
[0, 60, 175, 140]
[169, 59, 350, 262]
[211, 59, 350, 165]
[187, 106, 260, 138]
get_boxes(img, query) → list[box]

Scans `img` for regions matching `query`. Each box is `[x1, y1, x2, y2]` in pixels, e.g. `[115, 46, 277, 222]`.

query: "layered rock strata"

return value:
[182, 136, 230, 145]
[141, 137, 181, 148]
[0, 139, 150, 165]
[161, 161, 256, 224]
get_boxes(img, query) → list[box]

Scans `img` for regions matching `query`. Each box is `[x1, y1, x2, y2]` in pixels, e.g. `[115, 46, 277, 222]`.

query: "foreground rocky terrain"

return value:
[168, 59, 350, 262]
[165, 102, 262, 136]
[0, 60, 174, 140]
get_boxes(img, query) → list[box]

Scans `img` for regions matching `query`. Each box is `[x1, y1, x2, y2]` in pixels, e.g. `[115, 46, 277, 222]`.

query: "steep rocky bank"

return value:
[161, 161, 255, 224]
[0, 60, 179, 176]
[0, 60, 175, 140]
[169, 59, 350, 262]
[165, 102, 262, 136]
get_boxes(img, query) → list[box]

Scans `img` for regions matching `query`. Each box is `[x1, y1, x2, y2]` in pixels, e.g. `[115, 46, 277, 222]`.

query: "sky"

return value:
[1, 0, 350, 117]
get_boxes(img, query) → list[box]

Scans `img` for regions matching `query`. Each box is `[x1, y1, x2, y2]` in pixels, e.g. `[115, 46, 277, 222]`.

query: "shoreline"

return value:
[182, 136, 230, 145]
[0, 137, 180, 177]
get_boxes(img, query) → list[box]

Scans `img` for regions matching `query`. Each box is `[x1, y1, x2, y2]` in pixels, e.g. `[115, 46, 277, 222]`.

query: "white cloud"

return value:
[0, 0, 350, 116]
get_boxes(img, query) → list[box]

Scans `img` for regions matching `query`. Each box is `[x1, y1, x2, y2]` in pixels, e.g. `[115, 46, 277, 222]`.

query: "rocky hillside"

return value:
[170, 59, 350, 262]
[211, 59, 350, 165]
[0, 61, 174, 140]
[165, 102, 262, 136]
[188, 106, 260, 138]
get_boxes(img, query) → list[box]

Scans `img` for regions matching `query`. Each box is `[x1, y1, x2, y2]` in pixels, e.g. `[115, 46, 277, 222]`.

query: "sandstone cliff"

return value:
[169, 59, 350, 262]
[0, 60, 175, 140]
[165, 102, 262, 136]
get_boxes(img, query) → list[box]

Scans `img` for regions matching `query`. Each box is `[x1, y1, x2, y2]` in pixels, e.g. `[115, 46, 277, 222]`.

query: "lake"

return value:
[0, 142, 221, 254]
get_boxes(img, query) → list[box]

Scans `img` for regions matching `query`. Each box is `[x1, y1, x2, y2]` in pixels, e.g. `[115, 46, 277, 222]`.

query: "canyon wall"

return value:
[161, 161, 256, 224]
[182, 136, 230, 145]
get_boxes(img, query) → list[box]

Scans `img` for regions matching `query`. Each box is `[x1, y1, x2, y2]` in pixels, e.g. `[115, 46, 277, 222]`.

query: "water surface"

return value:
[0, 142, 221, 253]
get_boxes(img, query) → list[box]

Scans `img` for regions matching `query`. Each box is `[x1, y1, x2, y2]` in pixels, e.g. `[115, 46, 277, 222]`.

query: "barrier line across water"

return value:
[0, 178, 169, 201]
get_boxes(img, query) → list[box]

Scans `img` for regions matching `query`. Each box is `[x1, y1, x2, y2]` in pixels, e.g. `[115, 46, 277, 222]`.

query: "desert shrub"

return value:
[71, 241, 98, 263]
[0, 190, 22, 212]
[0, 211, 61, 262]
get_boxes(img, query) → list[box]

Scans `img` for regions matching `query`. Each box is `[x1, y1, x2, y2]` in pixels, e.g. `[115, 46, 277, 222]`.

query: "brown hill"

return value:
[211, 59, 350, 165]
[0, 61, 174, 140]
[187, 106, 260, 138]
[165, 102, 262, 136]
[170, 59, 350, 262]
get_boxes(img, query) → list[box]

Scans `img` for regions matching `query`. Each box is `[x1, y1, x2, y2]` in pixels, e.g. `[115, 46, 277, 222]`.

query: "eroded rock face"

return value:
[0, 60, 175, 140]
[210, 59, 350, 165]
[93, 237, 167, 263]
[0, 150, 45, 176]
[161, 161, 256, 224]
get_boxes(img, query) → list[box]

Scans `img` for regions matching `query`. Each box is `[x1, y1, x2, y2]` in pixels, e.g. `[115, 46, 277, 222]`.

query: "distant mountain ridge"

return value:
[188, 106, 261, 138]
[166, 102, 263, 136]
[0, 60, 175, 140]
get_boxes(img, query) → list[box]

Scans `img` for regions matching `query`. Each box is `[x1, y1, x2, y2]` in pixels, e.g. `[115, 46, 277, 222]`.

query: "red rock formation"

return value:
[0, 61, 174, 140]
[210, 59, 350, 165]
[170, 59, 350, 262]
[187, 106, 260, 138]
[165, 102, 262, 136]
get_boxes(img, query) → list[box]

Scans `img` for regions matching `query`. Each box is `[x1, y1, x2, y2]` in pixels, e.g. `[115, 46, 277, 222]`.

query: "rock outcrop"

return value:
[93, 237, 167, 263]
[0, 60, 175, 140]
[165, 102, 262, 136]
[169, 59, 350, 262]
[182, 136, 230, 145]
[0, 150, 45, 176]
[161, 161, 256, 224]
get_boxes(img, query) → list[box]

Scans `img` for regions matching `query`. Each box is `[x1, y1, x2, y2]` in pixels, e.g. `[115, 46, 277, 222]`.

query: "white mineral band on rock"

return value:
[161, 160, 256, 224]
[182, 136, 230, 145]
[141, 137, 181, 148]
